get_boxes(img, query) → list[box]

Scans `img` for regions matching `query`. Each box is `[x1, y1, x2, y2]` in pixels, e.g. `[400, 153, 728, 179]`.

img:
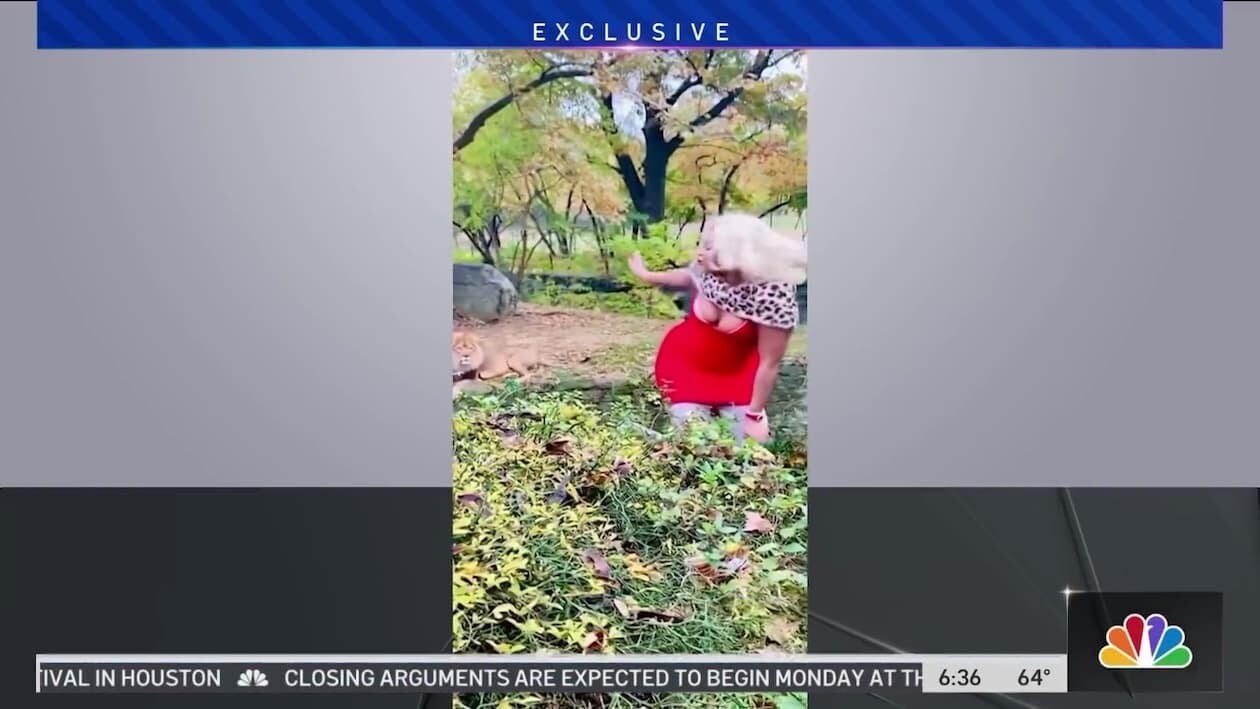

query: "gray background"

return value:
[1, 3, 451, 486]
[2, 3, 1258, 486]
[812, 4, 1259, 486]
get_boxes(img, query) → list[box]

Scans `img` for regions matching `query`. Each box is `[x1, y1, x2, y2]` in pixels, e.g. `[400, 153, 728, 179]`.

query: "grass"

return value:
[452, 379, 808, 709]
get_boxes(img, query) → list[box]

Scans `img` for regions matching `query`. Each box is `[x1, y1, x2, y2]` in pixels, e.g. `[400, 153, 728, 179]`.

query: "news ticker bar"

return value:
[35, 0, 1223, 49]
[35, 654, 1068, 695]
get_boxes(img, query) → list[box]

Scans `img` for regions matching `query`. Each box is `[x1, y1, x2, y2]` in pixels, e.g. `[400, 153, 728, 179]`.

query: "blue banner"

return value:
[37, 0, 1223, 50]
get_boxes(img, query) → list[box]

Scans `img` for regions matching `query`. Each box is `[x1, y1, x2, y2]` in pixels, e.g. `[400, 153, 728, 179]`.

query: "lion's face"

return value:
[452, 332, 486, 372]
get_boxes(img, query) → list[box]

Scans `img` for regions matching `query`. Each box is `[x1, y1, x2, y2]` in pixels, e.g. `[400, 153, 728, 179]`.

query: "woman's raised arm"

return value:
[627, 252, 693, 289]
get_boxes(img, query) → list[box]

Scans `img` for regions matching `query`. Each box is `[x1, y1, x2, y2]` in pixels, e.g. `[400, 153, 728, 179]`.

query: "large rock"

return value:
[453, 263, 519, 322]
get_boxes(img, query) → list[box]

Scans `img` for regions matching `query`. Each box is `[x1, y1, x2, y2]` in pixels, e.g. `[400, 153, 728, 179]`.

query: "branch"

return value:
[759, 198, 793, 218]
[452, 63, 592, 154]
[718, 160, 745, 215]
[666, 52, 705, 107]
[665, 74, 703, 107]
[666, 50, 787, 150]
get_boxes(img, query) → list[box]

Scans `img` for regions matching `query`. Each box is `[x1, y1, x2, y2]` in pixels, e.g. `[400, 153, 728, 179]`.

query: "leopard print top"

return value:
[689, 264, 799, 330]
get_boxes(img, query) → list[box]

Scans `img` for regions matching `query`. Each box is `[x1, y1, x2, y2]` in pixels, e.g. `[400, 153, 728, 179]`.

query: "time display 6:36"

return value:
[938, 668, 982, 687]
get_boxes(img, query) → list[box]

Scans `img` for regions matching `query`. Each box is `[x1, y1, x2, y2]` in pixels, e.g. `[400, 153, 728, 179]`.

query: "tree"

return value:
[593, 49, 802, 226]
[452, 79, 539, 265]
[453, 66, 626, 270]
[453, 50, 804, 229]
[452, 51, 601, 155]
[662, 59, 806, 235]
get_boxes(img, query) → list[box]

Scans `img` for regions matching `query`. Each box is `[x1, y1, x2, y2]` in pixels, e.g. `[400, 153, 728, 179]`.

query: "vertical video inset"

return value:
[450, 49, 809, 708]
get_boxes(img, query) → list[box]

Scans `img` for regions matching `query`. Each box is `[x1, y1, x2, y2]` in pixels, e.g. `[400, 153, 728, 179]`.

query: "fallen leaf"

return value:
[747, 446, 776, 463]
[623, 554, 660, 581]
[612, 597, 637, 619]
[722, 555, 750, 574]
[581, 549, 614, 580]
[764, 616, 800, 646]
[545, 438, 573, 456]
[580, 629, 607, 652]
[685, 555, 721, 584]
[744, 511, 775, 534]
[611, 458, 633, 477]
[544, 477, 569, 504]
[637, 607, 686, 624]
[456, 492, 484, 507]
[488, 418, 521, 443]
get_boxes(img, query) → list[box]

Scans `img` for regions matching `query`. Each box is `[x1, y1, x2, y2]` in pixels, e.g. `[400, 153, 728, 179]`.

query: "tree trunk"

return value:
[639, 125, 673, 224]
[613, 108, 677, 230]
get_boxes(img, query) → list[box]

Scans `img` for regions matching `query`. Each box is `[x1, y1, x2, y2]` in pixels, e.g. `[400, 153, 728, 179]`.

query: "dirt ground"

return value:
[455, 303, 809, 433]
[454, 303, 808, 383]
[453, 303, 671, 381]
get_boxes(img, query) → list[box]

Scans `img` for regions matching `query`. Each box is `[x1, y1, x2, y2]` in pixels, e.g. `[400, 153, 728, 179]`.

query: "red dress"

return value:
[654, 297, 760, 407]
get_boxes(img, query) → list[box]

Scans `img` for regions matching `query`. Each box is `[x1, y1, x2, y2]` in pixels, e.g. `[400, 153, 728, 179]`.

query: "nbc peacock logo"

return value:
[1098, 613, 1193, 669]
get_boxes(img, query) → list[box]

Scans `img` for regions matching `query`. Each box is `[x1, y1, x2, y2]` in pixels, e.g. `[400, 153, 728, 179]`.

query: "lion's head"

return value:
[452, 331, 486, 373]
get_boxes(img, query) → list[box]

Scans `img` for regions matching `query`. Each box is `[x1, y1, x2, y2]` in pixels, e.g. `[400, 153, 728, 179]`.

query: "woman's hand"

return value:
[628, 252, 650, 280]
[743, 411, 771, 443]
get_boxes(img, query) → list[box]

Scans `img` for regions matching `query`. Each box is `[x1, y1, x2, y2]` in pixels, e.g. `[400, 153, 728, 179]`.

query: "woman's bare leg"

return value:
[670, 403, 712, 429]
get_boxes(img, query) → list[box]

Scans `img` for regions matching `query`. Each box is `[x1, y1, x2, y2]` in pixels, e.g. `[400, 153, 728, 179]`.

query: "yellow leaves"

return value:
[452, 516, 472, 537]
[452, 583, 485, 610]
[455, 559, 489, 579]
[452, 387, 808, 659]
[490, 603, 520, 620]
[764, 615, 801, 647]
[504, 617, 546, 636]
[497, 555, 529, 577]
[623, 553, 661, 582]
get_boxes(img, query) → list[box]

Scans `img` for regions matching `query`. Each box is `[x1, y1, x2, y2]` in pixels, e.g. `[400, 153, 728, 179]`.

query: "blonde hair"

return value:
[705, 213, 807, 285]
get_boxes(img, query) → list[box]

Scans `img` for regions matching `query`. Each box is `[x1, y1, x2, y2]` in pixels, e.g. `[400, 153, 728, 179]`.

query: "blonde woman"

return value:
[628, 213, 806, 443]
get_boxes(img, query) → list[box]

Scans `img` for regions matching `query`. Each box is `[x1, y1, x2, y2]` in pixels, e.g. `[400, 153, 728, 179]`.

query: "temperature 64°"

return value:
[1018, 668, 1051, 686]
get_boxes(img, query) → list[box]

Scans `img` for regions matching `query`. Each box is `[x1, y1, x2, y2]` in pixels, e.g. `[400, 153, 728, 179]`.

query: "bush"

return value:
[452, 381, 808, 709]
[526, 227, 696, 319]
[529, 283, 682, 320]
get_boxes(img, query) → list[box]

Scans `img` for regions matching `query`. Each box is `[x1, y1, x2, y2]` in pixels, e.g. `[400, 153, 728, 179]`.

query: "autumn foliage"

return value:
[453, 382, 807, 709]
[452, 50, 807, 270]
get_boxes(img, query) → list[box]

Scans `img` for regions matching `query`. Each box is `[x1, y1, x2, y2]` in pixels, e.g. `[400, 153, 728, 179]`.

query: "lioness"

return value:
[452, 331, 540, 398]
